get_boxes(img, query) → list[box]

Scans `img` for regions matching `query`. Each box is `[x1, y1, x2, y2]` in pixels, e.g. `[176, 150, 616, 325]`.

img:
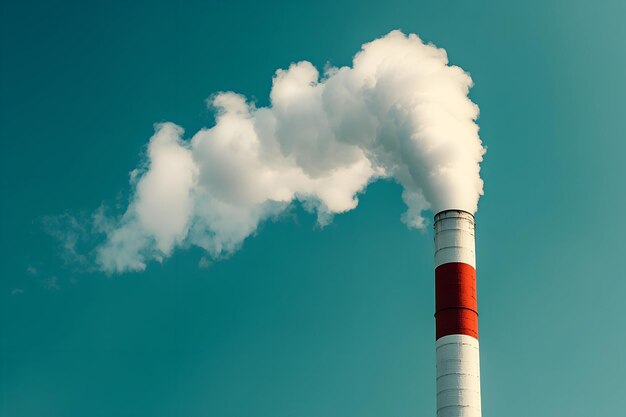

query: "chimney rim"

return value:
[434, 208, 475, 219]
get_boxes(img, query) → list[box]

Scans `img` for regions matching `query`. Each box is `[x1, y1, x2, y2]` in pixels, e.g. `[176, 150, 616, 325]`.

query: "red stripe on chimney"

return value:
[435, 262, 479, 340]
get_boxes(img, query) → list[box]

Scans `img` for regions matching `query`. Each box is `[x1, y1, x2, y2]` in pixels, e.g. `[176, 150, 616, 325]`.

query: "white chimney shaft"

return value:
[434, 210, 482, 417]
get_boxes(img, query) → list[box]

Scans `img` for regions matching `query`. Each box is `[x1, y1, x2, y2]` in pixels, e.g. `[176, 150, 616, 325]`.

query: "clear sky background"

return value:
[2, 1, 626, 416]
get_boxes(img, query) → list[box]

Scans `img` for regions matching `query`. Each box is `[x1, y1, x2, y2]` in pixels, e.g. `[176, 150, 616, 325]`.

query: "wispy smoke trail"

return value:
[94, 30, 485, 273]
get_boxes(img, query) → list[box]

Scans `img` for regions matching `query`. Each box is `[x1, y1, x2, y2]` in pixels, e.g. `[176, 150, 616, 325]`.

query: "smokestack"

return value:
[434, 210, 482, 417]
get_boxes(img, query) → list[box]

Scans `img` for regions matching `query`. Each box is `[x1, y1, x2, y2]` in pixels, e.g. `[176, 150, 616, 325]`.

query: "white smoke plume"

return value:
[95, 30, 485, 273]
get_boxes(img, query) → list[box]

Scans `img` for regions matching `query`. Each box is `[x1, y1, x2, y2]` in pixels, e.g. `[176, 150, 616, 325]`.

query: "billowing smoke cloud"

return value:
[95, 30, 485, 273]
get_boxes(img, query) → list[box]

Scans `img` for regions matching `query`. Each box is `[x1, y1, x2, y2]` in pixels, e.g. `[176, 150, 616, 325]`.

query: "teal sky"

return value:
[2, 0, 626, 416]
